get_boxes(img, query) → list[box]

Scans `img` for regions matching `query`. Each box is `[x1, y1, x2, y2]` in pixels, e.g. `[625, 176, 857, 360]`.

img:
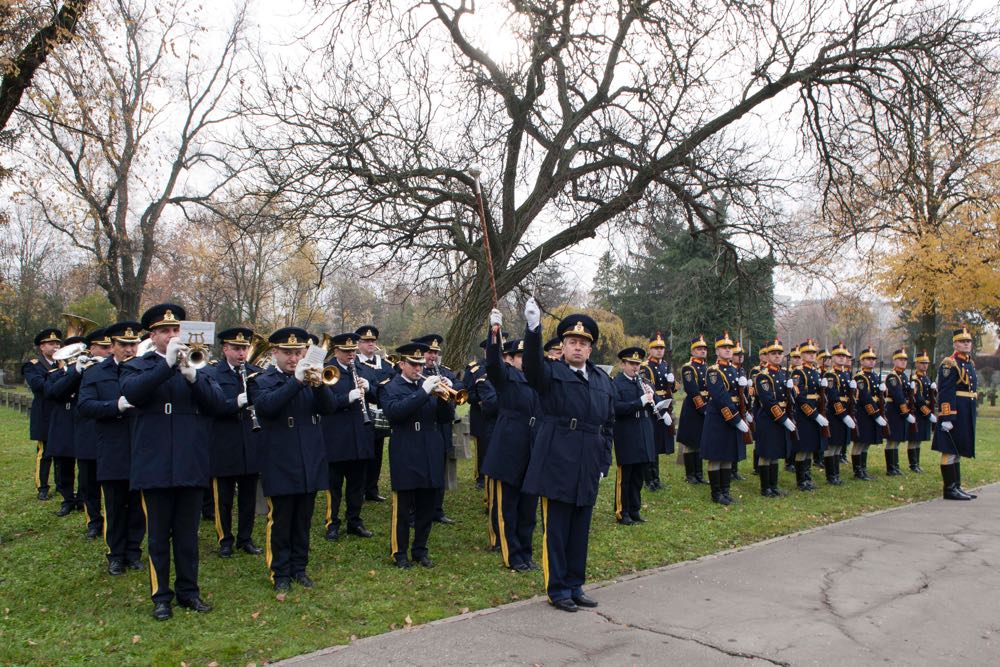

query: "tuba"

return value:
[52, 313, 101, 367]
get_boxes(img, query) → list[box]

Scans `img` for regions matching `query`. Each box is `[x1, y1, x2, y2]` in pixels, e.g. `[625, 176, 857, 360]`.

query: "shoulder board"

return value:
[48, 367, 62, 373]
[30, 358, 39, 365]
[246, 371, 261, 381]
[208, 360, 218, 366]
[708, 364, 719, 371]
[682, 362, 694, 371]
[475, 376, 488, 384]
[379, 377, 392, 385]
[440, 365, 452, 371]
[940, 357, 955, 368]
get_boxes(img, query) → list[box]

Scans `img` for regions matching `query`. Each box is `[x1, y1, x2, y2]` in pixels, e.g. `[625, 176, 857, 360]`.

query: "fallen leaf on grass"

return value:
[460, 607, 469, 614]
[131, 635, 141, 645]
[276, 593, 287, 602]
[208, 662, 219, 667]
[350, 634, 358, 642]
[27, 640, 37, 646]
[404, 615, 413, 628]
[251, 611, 260, 620]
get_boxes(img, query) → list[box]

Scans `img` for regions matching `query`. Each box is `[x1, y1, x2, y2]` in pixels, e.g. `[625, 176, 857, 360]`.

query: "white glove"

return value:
[237, 392, 248, 408]
[348, 388, 362, 402]
[930, 382, 937, 390]
[786, 379, 794, 389]
[929, 414, 938, 424]
[906, 414, 917, 424]
[745, 412, 754, 424]
[666, 372, 675, 383]
[357, 377, 370, 391]
[441, 377, 454, 388]
[735, 419, 750, 433]
[294, 361, 308, 382]
[820, 378, 828, 388]
[783, 418, 797, 432]
[875, 416, 887, 427]
[421, 374, 441, 394]
[74, 355, 90, 373]
[179, 363, 197, 383]
[910, 381, 917, 391]
[599, 472, 605, 480]
[117, 396, 133, 413]
[654, 399, 672, 412]
[842, 415, 856, 429]
[165, 337, 183, 367]
[941, 421, 953, 432]
[489, 308, 502, 327]
[849, 380, 857, 389]
[879, 382, 887, 392]
[737, 376, 748, 387]
[815, 414, 829, 427]
[524, 297, 541, 330]
[640, 393, 653, 406]
[661, 412, 673, 427]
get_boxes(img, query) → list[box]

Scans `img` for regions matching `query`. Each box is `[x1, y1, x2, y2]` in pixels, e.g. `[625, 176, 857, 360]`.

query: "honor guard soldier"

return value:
[644, 332, 676, 491]
[466, 336, 497, 492]
[932, 327, 978, 500]
[821, 343, 857, 485]
[908, 350, 935, 472]
[74, 328, 113, 538]
[206, 327, 264, 558]
[544, 337, 563, 361]
[677, 334, 710, 485]
[814, 348, 833, 470]
[120, 304, 227, 620]
[483, 315, 541, 570]
[24, 328, 61, 500]
[382, 341, 453, 569]
[355, 325, 394, 502]
[752, 339, 796, 497]
[783, 344, 803, 471]
[789, 339, 829, 491]
[731, 342, 750, 480]
[748, 345, 767, 474]
[411, 334, 463, 525]
[322, 332, 377, 541]
[248, 327, 337, 591]
[700, 333, 750, 505]
[611, 347, 656, 522]
[883, 348, 916, 476]
[78, 322, 145, 575]
[44, 334, 89, 516]
[521, 300, 614, 613]
[852, 346, 886, 480]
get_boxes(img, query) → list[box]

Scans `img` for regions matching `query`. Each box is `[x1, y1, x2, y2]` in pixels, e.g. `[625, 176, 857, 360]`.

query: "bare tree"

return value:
[15, 0, 247, 317]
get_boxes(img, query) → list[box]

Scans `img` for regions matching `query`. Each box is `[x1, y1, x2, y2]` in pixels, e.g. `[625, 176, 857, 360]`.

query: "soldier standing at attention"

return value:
[677, 335, 710, 485]
[883, 348, 916, 476]
[789, 339, 829, 491]
[700, 333, 751, 505]
[852, 346, 886, 481]
[752, 339, 796, 497]
[908, 350, 936, 472]
[643, 332, 675, 491]
[932, 327, 978, 500]
[820, 343, 857, 485]
[611, 347, 656, 522]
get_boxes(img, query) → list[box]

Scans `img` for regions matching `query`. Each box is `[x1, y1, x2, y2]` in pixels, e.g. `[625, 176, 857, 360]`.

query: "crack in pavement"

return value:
[589, 608, 790, 666]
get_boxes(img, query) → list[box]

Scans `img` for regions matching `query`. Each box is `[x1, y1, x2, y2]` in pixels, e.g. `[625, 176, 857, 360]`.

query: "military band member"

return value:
[205, 327, 263, 558]
[322, 333, 376, 541]
[521, 300, 613, 612]
[74, 328, 113, 538]
[932, 327, 978, 500]
[883, 348, 915, 476]
[908, 350, 936, 472]
[355, 325, 393, 502]
[382, 342, 452, 568]
[612, 347, 656, 521]
[752, 339, 796, 497]
[120, 304, 226, 620]
[78, 321, 145, 575]
[821, 343, 857, 485]
[677, 335, 710, 485]
[644, 332, 676, 491]
[248, 327, 337, 591]
[483, 316, 541, 570]
[24, 328, 61, 500]
[44, 334, 88, 516]
[700, 333, 750, 505]
[412, 334, 462, 525]
[731, 342, 749, 480]
[852, 346, 885, 481]
[465, 336, 493, 491]
[790, 339, 829, 491]
[544, 337, 563, 361]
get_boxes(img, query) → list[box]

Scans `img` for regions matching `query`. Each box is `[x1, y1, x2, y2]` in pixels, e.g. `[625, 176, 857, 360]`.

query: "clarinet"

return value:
[239, 362, 262, 432]
[348, 360, 372, 424]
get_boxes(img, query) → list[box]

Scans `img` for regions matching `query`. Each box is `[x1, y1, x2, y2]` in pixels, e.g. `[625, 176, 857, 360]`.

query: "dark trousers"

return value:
[643, 457, 660, 484]
[392, 488, 435, 561]
[212, 474, 258, 548]
[140, 487, 203, 605]
[615, 463, 644, 521]
[495, 480, 537, 568]
[54, 456, 76, 505]
[35, 441, 52, 492]
[326, 459, 367, 529]
[265, 492, 315, 583]
[487, 477, 499, 548]
[365, 434, 387, 496]
[201, 486, 214, 519]
[102, 480, 144, 564]
[541, 497, 594, 603]
[77, 458, 103, 531]
[475, 435, 489, 483]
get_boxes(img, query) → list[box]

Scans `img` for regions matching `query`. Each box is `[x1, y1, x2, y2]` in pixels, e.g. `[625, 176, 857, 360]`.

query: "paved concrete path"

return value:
[283, 484, 1000, 666]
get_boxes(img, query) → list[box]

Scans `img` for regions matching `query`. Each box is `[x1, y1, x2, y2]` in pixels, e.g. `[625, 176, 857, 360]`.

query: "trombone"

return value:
[373, 344, 400, 365]
[417, 372, 468, 405]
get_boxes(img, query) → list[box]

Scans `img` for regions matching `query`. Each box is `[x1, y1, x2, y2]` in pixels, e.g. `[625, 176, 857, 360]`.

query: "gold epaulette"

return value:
[941, 357, 956, 368]
[246, 371, 261, 380]
[30, 358, 39, 364]
[208, 360, 218, 366]
[379, 378, 392, 385]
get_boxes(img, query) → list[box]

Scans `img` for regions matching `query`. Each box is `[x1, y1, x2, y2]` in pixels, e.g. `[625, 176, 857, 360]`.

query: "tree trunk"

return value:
[444, 273, 497, 369]
[915, 308, 937, 360]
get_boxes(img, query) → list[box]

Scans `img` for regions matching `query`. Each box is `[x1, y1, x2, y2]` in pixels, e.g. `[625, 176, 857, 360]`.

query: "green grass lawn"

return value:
[2, 404, 999, 666]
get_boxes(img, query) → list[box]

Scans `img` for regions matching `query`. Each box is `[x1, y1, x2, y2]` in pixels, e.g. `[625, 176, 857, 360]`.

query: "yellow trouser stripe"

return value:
[541, 497, 550, 595]
[325, 490, 333, 529]
[265, 497, 275, 583]
[35, 442, 44, 488]
[496, 481, 510, 567]
[390, 492, 399, 556]
[614, 465, 623, 520]
[140, 491, 159, 597]
[486, 477, 496, 547]
[212, 478, 225, 543]
[101, 486, 110, 555]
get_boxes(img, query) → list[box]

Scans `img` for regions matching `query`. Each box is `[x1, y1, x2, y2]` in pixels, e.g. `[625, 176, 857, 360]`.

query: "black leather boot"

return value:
[954, 460, 976, 499]
[731, 461, 745, 481]
[860, 451, 874, 480]
[825, 456, 843, 485]
[683, 452, 697, 484]
[720, 467, 735, 504]
[795, 460, 812, 491]
[708, 469, 723, 504]
[751, 449, 759, 475]
[886, 449, 901, 476]
[769, 463, 786, 496]
[852, 454, 864, 480]
[759, 461, 772, 496]
[941, 464, 971, 500]
[908, 447, 922, 472]
[802, 459, 815, 490]
[693, 452, 708, 484]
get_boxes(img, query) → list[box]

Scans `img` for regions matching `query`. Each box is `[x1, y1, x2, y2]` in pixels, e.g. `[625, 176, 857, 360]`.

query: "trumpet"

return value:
[178, 343, 211, 370]
[301, 363, 340, 387]
[417, 372, 468, 405]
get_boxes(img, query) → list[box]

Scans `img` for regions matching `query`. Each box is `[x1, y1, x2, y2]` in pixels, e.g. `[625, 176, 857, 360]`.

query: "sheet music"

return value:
[303, 344, 326, 368]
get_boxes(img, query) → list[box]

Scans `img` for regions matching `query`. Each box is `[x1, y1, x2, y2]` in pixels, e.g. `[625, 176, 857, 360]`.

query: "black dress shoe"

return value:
[630, 514, 646, 523]
[365, 493, 387, 502]
[86, 526, 100, 540]
[152, 602, 172, 621]
[572, 593, 598, 608]
[526, 561, 540, 571]
[177, 597, 212, 613]
[510, 562, 531, 572]
[219, 544, 234, 558]
[75, 501, 85, 512]
[347, 524, 373, 538]
[239, 541, 263, 555]
[127, 559, 144, 571]
[107, 560, 125, 576]
[325, 526, 340, 541]
[550, 598, 578, 612]
[274, 579, 291, 593]
[292, 572, 315, 588]
[37, 489, 50, 501]
[433, 515, 456, 525]
[394, 558, 414, 569]
[616, 516, 635, 526]
[417, 556, 435, 568]
[56, 504, 73, 517]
